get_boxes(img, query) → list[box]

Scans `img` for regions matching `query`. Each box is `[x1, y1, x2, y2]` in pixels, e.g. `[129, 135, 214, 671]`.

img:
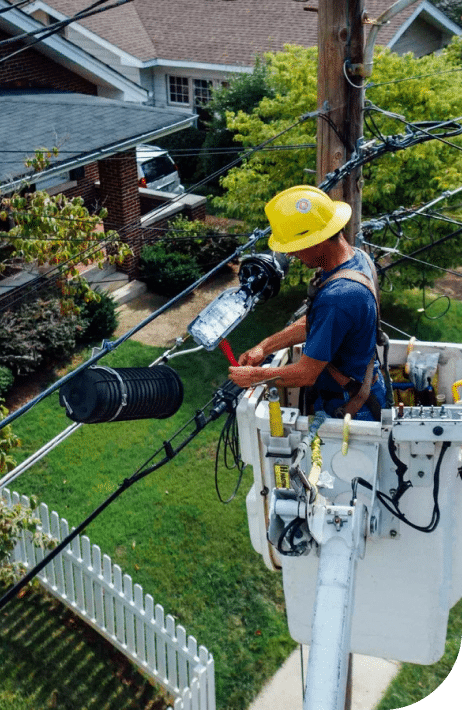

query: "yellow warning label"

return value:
[274, 463, 290, 489]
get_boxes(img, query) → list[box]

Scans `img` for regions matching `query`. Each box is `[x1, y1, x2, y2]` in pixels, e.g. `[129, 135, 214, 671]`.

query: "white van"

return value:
[136, 144, 184, 194]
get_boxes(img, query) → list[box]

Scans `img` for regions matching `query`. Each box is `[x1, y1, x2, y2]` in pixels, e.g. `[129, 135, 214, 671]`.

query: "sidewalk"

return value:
[248, 646, 400, 710]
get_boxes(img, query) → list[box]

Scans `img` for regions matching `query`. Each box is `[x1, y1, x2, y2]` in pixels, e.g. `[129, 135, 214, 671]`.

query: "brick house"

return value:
[21, 0, 462, 116]
[0, 0, 205, 296]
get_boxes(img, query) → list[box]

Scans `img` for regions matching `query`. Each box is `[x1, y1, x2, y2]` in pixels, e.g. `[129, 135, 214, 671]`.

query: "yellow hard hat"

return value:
[266, 185, 352, 253]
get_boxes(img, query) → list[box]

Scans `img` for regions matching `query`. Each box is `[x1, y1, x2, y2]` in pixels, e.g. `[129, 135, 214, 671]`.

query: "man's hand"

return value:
[229, 365, 266, 388]
[238, 344, 266, 366]
[229, 354, 327, 390]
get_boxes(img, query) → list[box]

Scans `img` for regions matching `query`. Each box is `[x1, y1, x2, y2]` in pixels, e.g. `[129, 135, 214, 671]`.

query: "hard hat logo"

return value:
[295, 198, 312, 214]
[266, 185, 352, 253]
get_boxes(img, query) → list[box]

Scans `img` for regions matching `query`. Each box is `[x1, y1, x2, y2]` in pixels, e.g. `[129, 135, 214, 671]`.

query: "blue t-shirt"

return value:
[303, 249, 386, 418]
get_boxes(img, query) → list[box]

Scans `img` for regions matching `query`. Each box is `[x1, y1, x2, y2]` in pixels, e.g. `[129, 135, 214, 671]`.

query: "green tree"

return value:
[0, 148, 132, 313]
[434, 1, 462, 26]
[199, 58, 276, 186]
[213, 41, 462, 287]
[214, 45, 318, 227]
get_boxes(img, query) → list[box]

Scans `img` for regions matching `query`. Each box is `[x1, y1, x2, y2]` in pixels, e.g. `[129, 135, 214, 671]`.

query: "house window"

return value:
[193, 79, 212, 108]
[168, 76, 190, 104]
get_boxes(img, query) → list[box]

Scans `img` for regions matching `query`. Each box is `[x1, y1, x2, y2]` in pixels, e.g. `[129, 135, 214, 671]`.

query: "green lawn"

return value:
[2, 284, 462, 710]
[1, 289, 303, 710]
[381, 287, 462, 343]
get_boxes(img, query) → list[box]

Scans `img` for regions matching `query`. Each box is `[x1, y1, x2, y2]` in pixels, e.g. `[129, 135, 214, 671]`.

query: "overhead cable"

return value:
[377, 225, 462, 275]
[366, 103, 462, 153]
[0, 379, 244, 610]
[366, 66, 462, 90]
[0, 0, 32, 15]
[0, 143, 317, 158]
[0, 0, 134, 64]
[319, 114, 462, 193]
[0, 227, 267, 431]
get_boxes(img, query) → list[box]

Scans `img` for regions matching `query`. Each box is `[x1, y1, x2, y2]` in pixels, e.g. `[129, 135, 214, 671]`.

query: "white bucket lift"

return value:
[237, 339, 462, 710]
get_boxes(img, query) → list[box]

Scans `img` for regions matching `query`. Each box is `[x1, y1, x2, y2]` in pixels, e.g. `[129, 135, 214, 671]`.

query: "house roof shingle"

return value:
[40, 0, 432, 67]
[0, 90, 195, 188]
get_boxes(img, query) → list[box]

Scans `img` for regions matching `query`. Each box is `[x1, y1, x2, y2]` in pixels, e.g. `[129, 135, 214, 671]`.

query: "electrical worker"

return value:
[228, 185, 388, 421]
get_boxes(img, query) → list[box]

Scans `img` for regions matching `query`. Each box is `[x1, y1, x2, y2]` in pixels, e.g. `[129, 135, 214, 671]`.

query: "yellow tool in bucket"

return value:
[268, 387, 284, 437]
[404, 336, 416, 376]
[342, 413, 352, 456]
[452, 380, 462, 404]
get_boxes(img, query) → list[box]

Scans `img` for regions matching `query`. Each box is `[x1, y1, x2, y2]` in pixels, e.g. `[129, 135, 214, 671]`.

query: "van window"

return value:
[140, 155, 176, 182]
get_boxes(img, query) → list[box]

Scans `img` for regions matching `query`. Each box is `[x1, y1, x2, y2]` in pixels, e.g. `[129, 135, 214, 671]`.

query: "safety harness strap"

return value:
[309, 263, 382, 419]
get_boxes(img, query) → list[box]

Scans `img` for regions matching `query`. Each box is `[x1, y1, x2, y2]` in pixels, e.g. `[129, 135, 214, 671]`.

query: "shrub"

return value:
[0, 494, 56, 590]
[0, 366, 14, 396]
[140, 242, 203, 297]
[0, 298, 81, 375]
[163, 215, 239, 270]
[77, 291, 119, 343]
[0, 400, 20, 475]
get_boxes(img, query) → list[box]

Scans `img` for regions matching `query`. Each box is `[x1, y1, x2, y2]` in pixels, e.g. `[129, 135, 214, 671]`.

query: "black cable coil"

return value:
[59, 365, 184, 423]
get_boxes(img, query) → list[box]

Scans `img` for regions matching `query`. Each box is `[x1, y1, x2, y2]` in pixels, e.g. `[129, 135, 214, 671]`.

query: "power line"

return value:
[366, 104, 462, 154]
[363, 239, 462, 279]
[0, 230, 125, 311]
[0, 0, 134, 64]
[0, 144, 317, 158]
[0, 0, 126, 46]
[0, 0, 33, 15]
[0, 227, 267, 431]
[377, 225, 462, 275]
[366, 65, 462, 90]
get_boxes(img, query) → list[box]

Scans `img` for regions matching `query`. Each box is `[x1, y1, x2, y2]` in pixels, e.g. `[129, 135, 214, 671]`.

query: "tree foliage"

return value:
[0, 401, 20, 475]
[214, 45, 318, 227]
[0, 149, 132, 313]
[0, 492, 55, 589]
[212, 40, 462, 287]
[434, 1, 462, 27]
[199, 58, 276, 184]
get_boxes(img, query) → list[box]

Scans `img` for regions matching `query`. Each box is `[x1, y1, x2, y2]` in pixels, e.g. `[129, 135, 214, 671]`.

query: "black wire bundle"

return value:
[214, 410, 246, 504]
[277, 518, 308, 557]
[352, 437, 451, 534]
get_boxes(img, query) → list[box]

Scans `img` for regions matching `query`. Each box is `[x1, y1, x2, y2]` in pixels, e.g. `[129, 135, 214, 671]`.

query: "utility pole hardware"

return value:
[317, 0, 365, 244]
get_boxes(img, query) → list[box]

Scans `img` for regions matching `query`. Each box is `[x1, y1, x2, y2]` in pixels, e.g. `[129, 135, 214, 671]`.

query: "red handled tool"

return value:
[219, 339, 239, 366]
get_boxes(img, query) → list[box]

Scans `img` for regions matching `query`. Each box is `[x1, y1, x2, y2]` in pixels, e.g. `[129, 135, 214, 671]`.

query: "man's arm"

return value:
[238, 316, 307, 366]
[229, 353, 327, 389]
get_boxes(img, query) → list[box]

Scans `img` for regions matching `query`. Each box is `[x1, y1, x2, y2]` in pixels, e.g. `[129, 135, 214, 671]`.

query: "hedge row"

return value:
[0, 291, 118, 382]
[140, 216, 239, 297]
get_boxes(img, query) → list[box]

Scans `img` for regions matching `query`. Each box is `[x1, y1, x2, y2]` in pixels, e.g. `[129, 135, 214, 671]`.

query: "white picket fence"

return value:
[2, 488, 216, 710]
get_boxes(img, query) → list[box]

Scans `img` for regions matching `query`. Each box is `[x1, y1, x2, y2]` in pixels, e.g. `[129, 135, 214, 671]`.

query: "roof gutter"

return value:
[142, 57, 253, 75]
[0, 115, 196, 195]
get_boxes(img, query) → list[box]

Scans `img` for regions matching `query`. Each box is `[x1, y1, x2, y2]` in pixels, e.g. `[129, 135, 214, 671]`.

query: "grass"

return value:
[0, 592, 171, 710]
[2, 283, 462, 709]
[1, 288, 303, 710]
[381, 287, 462, 343]
[375, 599, 462, 710]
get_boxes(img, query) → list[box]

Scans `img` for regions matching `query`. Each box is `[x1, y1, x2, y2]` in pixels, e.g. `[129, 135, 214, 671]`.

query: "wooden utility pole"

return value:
[316, 0, 365, 244]
[315, 4, 366, 706]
